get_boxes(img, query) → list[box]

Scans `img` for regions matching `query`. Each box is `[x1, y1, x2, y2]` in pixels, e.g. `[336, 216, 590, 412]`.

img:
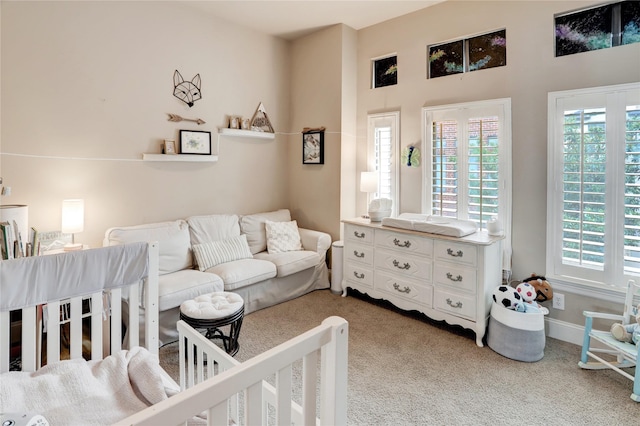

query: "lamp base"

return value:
[63, 243, 83, 251]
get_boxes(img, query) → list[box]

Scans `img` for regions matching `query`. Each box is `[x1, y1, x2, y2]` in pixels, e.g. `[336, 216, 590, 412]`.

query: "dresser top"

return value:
[342, 217, 504, 246]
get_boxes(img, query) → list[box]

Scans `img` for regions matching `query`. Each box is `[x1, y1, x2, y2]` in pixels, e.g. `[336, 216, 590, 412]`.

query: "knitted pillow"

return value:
[192, 234, 253, 271]
[265, 220, 303, 254]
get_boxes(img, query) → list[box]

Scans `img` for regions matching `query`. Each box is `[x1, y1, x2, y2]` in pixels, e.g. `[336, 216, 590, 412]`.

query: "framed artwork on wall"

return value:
[468, 29, 506, 71]
[372, 54, 397, 88]
[302, 131, 324, 164]
[179, 130, 211, 155]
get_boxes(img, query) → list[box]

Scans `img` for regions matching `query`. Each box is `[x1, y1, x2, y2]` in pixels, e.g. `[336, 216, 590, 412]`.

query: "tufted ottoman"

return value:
[179, 292, 245, 356]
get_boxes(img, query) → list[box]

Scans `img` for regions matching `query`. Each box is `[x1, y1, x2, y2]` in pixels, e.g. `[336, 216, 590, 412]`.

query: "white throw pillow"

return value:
[192, 234, 253, 271]
[265, 220, 303, 254]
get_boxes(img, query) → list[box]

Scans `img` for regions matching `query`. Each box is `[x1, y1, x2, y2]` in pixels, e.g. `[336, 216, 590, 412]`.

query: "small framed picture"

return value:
[179, 130, 212, 155]
[302, 130, 324, 164]
[163, 139, 176, 154]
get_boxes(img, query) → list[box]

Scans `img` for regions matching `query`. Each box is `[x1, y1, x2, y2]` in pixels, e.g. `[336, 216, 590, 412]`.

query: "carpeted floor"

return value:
[159, 289, 638, 425]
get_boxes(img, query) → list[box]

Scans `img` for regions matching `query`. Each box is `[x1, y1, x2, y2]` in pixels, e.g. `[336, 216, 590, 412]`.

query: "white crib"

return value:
[0, 242, 348, 425]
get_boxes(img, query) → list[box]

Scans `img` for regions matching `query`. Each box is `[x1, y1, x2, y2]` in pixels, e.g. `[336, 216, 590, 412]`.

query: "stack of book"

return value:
[0, 222, 39, 259]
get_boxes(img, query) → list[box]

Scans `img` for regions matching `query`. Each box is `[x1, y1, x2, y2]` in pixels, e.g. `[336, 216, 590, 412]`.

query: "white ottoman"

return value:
[180, 292, 244, 356]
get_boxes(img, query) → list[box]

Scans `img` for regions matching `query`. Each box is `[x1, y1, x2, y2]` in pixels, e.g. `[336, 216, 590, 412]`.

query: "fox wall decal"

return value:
[173, 70, 201, 107]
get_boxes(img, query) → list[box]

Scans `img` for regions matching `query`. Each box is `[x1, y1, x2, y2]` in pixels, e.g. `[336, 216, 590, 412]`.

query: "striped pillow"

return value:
[192, 234, 253, 271]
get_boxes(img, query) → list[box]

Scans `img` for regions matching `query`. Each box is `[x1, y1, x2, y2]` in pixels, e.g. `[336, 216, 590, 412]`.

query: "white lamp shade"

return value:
[61, 199, 84, 234]
[360, 171, 379, 194]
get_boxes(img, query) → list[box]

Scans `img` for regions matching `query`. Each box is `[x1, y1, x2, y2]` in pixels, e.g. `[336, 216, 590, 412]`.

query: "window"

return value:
[427, 29, 506, 79]
[367, 112, 400, 216]
[555, 1, 640, 57]
[423, 99, 512, 270]
[547, 83, 640, 290]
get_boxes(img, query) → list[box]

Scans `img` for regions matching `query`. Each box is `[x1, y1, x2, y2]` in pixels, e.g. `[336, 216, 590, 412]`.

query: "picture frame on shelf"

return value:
[163, 139, 176, 154]
[302, 130, 324, 164]
[179, 130, 211, 155]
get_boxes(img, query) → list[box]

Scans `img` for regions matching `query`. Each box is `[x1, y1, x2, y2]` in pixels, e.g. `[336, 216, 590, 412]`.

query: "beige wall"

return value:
[356, 0, 640, 326]
[288, 24, 357, 242]
[1, 1, 293, 248]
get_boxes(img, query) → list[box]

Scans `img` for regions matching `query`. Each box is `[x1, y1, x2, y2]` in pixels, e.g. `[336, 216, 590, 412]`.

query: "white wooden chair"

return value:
[579, 279, 640, 402]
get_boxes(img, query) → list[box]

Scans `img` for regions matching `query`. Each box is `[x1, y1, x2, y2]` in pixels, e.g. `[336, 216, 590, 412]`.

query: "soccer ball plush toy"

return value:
[610, 304, 640, 346]
[492, 285, 524, 311]
[516, 282, 543, 313]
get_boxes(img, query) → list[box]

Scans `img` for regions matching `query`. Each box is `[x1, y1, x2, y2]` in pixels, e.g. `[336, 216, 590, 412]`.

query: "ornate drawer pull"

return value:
[393, 283, 411, 294]
[447, 248, 463, 257]
[354, 250, 365, 258]
[446, 298, 463, 309]
[392, 260, 411, 270]
[393, 238, 411, 248]
[354, 231, 366, 239]
[446, 272, 463, 282]
[354, 271, 365, 279]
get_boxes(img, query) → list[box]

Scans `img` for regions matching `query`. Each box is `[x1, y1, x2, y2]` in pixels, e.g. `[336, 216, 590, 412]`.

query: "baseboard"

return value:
[545, 317, 584, 346]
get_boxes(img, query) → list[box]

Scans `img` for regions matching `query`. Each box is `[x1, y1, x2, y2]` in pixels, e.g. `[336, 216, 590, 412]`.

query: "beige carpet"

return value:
[159, 289, 638, 425]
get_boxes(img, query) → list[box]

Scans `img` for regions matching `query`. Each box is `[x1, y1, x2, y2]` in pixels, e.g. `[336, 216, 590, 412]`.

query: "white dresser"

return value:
[342, 218, 503, 347]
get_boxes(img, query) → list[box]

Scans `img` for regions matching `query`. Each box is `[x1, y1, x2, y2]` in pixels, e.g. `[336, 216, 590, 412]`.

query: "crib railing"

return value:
[0, 242, 159, 373]
[120, 316, 349, 426]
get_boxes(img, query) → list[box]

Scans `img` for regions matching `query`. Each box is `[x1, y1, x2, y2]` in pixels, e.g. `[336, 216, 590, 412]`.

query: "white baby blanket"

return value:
[0, 347, 169, 425]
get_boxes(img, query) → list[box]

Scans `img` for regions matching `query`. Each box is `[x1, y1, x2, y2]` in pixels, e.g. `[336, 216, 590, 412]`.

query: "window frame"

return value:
[367, 111, 400, 217]
[546, 82, 640, 291]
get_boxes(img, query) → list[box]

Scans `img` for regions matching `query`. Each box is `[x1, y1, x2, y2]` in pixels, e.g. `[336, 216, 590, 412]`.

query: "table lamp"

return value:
[360, 171, 378, 217]
[62, 199, 84, 251]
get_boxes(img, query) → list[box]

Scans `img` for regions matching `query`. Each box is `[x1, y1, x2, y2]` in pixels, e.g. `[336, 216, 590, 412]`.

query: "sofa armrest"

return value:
[298, 228, 331, 259]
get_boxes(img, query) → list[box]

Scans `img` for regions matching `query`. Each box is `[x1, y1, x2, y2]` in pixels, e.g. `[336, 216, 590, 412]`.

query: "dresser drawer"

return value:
[345, 224, 374, 245]
[434, 240, 477, 267]
[344, 262, 374, 289]
[434, 288, 476, 321]
[375, 271, 433, 307]
[374, 249, 431, 281]
[345, 243, 374, 266]
[433, 263, 477, 293]
[375, 229, 433, 257]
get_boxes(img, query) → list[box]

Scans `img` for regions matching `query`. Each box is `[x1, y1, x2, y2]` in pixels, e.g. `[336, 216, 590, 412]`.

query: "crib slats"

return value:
[303, 350, 319, 425]
[69, 296, 82, 359]
[245, 381, 263, 426]
[128, 283, 140, 350]
[276, 365, 293, 426]
[20, 306, 37, 371]
[110, 287, 122, 352]
[91, 292, 103, 360]
[44, 301, 59, 365]
[0, 311, 9, 372]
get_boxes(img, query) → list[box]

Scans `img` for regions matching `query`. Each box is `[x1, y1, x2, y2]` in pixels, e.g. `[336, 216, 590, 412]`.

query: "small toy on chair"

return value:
[610, 304, 640, 346]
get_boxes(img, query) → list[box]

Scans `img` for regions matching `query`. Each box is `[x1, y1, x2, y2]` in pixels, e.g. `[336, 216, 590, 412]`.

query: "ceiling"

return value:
[183, 0, 445, 40]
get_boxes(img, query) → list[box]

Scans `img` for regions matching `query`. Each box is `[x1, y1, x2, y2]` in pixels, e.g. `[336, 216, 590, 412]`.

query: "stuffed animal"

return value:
[610, 304, 640, 346]
[522, 274, 553, 302]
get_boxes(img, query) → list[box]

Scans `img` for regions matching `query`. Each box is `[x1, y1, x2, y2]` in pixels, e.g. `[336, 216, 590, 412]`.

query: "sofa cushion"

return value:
[187, 214, 240, 245]
[253, 250, 320, 278]
[192, 234, 253, 271]
[158, 269, 224, 311]
[239, 209, 291, 254]
[205, 258, 277, 291]
[104, 220, 192, 275]
[265, 220, 303, 254]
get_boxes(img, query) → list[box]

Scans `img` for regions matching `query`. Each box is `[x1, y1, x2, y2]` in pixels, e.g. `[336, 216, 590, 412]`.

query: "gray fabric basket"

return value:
[487, 302, 545, 362]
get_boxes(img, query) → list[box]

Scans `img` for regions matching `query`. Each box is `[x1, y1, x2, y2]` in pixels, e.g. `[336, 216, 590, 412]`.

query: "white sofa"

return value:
[104, 209, 331, 345]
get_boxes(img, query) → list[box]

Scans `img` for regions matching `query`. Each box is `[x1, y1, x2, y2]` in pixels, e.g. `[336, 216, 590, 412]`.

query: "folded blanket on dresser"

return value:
[382, 213, 478, 237]
[0, 347, 169, 425]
